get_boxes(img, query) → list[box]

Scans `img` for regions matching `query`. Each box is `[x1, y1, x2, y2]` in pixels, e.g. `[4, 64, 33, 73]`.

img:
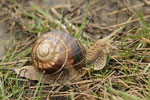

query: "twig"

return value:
[0, 58, 30, 66]
[100, 15, 150, 29]
[140, 25, 150, 31]
[101, 17, 133, 42]
[108, 2, 148, 15]
[50, 8, 78, 31]
[141, 0, 150, 5]
[63, 0, 88, 17]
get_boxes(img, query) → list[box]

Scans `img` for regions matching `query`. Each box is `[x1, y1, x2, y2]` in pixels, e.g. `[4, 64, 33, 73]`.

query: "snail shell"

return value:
[32, 31, 86, 74]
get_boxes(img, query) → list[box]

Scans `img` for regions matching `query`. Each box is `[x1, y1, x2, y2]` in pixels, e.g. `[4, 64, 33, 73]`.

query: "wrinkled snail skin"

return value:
[32, 31, 86, 74]
[86, 40, 109, 70]
[86, 31, 117, 70]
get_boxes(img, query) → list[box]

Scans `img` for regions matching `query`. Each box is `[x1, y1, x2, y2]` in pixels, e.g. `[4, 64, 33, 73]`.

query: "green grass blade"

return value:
[75, 0, 91, 38]
[70, 90, 75, 100]
[12, 47, 32, 61]
[108, 87, 146, 100]
[3, 89, 20, 100]
[134, 9, 149, 27]
[7, 41, 20, 62]
[30, 2, 67, 31]
[0, 80, 5, 98]
[32, 72, 44, 100]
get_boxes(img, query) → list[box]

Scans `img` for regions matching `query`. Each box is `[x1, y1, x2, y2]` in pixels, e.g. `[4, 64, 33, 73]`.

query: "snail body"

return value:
[32, 31, 86, 74]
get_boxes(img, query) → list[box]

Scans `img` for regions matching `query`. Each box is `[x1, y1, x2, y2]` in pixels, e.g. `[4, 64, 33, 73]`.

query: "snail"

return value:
[31, 30, 116, 75]
[15, 29, 118, 83]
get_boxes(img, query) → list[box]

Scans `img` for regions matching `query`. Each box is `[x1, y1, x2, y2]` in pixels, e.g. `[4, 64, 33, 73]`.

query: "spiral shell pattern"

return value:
[32, 31, 86, 74]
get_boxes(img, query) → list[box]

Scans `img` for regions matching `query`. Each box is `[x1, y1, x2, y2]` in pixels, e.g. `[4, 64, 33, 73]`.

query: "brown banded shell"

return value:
[32, 31, 86, 74]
